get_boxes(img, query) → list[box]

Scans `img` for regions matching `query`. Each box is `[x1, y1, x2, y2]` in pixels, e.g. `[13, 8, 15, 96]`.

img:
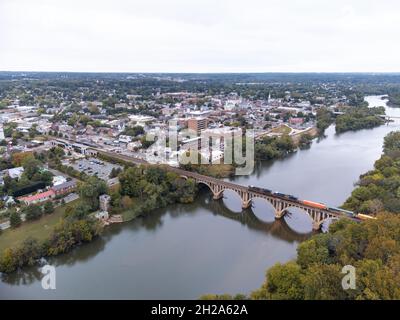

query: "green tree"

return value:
[43, 201, 55, 214]
[251, 262, 304, 300]
[9, 210, 22, 228]
[78, 177, 107, 210]
[23, 204, 43, 221]
[302, 264, 346, 300]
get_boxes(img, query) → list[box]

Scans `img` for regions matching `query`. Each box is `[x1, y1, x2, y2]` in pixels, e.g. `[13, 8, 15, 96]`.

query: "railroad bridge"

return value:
[168, 167, 344, 231]
[49, 139, 353, 231]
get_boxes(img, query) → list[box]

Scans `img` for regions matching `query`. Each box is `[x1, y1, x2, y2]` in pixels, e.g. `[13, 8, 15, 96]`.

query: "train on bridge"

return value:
[51, 137, 377, 223]
[248, 185, 376, 221]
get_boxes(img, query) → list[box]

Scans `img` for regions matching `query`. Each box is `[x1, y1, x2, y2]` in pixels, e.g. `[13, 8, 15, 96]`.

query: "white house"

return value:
[8, 167, 24, 179]
[118, 135, 132, 143]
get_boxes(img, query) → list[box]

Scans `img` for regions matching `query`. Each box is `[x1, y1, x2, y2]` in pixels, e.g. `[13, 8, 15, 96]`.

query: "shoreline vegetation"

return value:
[0, 165, 198, 273]
[335, 106, 385, 134]
[315, 95, 388, 136]
[387, 92, 400, 108]
[201, 130, 400, 300]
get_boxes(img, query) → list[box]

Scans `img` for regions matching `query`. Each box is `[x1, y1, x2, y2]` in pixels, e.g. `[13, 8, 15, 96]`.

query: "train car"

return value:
[273, 192, 286, 198]
[328, 206, 356, 217]
[301, 200, 327, 210]
[249, 186, 272, 195]
[287, 195, 299, 201]
[356, 213, 377, 220]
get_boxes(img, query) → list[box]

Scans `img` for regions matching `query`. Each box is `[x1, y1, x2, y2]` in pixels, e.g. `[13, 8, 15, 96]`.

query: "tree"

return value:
[9, 210, 22, 228]
[121, 196, 134, 210]
[123, 125, 144, 137]
[383, 131, 400, 153]
[12, 152, 34, 167]
[21, 156, 42, 180]
[299, 133, 312, 148]
[144, 167, 166, 185]
[297, 235, 331, 268]
[64, 202, 91, 220]
[23, 204, 43, 221]
[251, 262, 304, 300]
[78, 177, 107, 210]
[316, 108, 333, 134]
[302, 264, 347, 300]
[43, 201, 55, 214]
[109, 167, 122, 179]
[119, 167, 143, 197]
[0, 248, 17, 273]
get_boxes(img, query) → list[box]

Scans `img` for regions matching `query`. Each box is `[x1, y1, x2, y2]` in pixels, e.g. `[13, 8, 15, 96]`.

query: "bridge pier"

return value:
[213, 192, 224, 200]
[312, 221, 321, 231]
[241, 192, 252, 209]
[274, 210, 285, 219]
[242, 199, 252, 209]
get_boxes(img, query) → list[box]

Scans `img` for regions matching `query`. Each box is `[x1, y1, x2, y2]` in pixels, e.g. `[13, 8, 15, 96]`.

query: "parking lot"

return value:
[69, 158, 122, 182]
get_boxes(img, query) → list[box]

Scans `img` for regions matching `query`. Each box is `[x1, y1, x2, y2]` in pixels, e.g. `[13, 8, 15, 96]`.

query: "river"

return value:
[1, 95, 399, 299]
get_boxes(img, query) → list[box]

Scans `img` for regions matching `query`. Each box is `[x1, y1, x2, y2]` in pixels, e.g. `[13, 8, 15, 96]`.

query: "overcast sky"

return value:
[1, 0, 400, 72]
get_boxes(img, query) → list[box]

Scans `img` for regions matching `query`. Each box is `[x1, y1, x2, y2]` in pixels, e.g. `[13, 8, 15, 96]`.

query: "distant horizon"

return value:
[2, 70, 400, 75]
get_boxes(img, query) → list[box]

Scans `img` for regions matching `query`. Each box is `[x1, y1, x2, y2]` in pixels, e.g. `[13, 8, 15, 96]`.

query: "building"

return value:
[51, 180, 77, 196]
[128, 115, 155, 127]
[224, 100, 239, 111]
[118, 135, 132, 143]
[127, 141, 142, 151]
[19, 190, 55, 205]
[289, 117, 304, 125]
[188, 110, 212, 117]
[202, 127, 242, 153]
[95, 210, 109, 221]
[52, 175, 67, 186]
[188, 117, 208, 135]
[180, 137, 201, 151]
[8, 167, 24, 179]
[99, 194, 111, 212]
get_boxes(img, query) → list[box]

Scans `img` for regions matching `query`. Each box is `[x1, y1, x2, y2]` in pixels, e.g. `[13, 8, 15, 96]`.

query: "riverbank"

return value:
[0, 199, 81, 254]
[291, 126, 319, 145]
[342, 131, 400, 214]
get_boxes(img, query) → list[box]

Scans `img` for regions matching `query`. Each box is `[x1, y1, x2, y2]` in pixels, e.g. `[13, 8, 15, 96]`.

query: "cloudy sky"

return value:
[1, 0, 399, 72]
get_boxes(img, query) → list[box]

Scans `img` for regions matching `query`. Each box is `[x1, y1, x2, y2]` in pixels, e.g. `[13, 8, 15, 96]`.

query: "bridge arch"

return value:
[196, 180, 215, 194]
[250, 196, 278, 222]
[280, 205, 316, 233]
[317, 216, 339, 232]
[222, 189, 247, 212]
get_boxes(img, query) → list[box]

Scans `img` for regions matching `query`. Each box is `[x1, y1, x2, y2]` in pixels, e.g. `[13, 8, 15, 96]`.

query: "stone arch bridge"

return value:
[49, 140, 353, 231]
[169, 167, 349, 231]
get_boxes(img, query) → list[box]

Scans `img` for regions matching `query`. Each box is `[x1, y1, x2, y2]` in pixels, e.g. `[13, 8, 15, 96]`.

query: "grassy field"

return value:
[291, 127, 319, 145]
[206, 164, 235, 178]
[270, 124, 292, 135]
[0, 199, 80, 254]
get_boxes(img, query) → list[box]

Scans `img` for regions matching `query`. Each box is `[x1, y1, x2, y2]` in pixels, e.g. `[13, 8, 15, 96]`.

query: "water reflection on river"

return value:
[0, 96, 399, 299]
